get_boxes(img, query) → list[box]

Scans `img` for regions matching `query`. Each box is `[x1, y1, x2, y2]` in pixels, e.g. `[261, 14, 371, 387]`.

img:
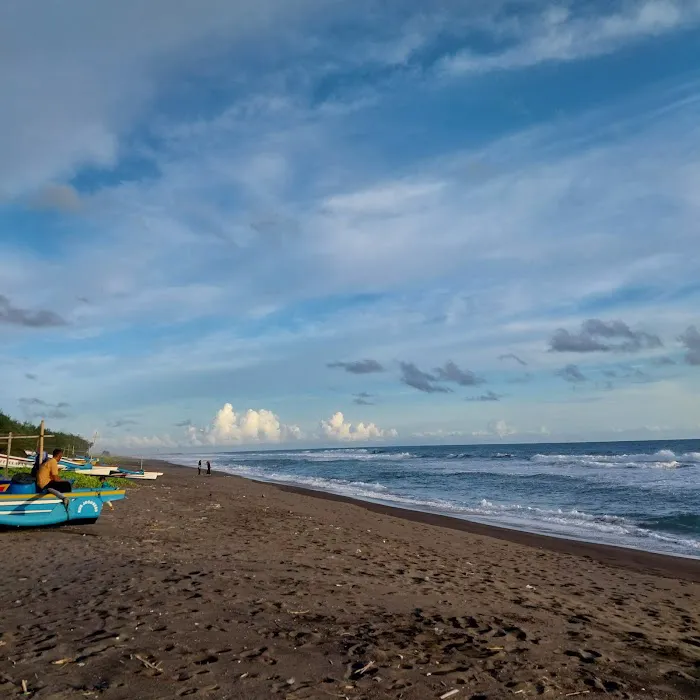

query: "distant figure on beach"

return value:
[36, 448, 72, 493]
[206, 460, 211, 476]
[198, 459, 202, 475]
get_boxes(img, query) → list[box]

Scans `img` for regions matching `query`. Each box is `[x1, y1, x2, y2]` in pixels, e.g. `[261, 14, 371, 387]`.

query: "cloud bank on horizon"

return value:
[1, 1, 700, 448]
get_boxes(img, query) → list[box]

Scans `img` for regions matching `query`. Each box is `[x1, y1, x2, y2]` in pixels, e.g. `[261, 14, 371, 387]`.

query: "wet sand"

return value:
[1, 459, 699, 699]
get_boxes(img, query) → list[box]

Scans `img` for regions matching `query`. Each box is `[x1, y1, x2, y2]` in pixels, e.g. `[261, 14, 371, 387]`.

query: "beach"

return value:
[1, 460, 698, 699]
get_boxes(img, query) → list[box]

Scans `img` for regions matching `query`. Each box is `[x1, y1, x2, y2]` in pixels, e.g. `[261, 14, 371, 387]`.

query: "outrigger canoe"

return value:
[4, 454, 164, 481]
[1, 453, 118, 478]
[112, 467, 163, 480]
[0, 475, 125, 527]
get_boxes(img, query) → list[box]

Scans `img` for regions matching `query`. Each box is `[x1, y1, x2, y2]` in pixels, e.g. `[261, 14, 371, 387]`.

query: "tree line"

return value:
[0, 411, 91, 456]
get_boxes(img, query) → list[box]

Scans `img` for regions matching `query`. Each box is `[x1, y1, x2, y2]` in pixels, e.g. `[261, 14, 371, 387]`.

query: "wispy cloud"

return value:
[549, 319, 662, 353]
[107, 418, 139, 428]
[508, 373, 533, 384]
[498, 353, 527, 366]
[399, 362, 451, 393]
[352, 392, 375, 406]
[18, 397, 70, 420]
[434, 360, 484, 387]
[466, 390, 502, 402]
[649, 356, 676, 366]
[327, 359, 385, 374]
[556, 364, 587, 383]
[442, 1, 700, 76]
[29, 183, 82, 212]
[678, 325, 700, 365]
[0, 295, 66, 328]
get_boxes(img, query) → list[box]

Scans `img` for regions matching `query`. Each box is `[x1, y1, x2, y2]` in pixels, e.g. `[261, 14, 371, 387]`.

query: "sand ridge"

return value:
[0, 460, 698, 699]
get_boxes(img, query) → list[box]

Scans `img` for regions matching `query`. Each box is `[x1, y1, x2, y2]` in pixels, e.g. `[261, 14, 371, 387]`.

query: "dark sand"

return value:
[1, 460, 699, 699]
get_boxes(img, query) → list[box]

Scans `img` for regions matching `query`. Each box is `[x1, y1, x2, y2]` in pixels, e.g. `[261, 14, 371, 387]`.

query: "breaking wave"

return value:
[531, 450, 700, 469]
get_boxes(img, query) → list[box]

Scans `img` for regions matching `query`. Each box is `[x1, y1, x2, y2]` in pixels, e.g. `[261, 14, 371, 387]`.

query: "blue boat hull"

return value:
[0, 485, 126, 528]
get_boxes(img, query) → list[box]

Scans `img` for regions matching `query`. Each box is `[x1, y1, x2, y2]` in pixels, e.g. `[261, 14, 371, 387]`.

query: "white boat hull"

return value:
[61, 466, 117, 477]
[0, 454, 34, 468]
[120, 471, 162, 480]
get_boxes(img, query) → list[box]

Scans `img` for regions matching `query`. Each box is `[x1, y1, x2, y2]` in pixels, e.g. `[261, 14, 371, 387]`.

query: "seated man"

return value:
[36, 448, 72, 493]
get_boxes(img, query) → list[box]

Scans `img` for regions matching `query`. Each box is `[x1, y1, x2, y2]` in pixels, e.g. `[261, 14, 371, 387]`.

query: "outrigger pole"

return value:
[0, 419, 55, 478]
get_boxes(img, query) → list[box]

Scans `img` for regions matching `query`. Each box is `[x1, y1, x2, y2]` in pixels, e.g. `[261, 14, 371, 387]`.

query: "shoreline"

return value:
[144, 458, 700, 582]
[3, 456, 699, 698]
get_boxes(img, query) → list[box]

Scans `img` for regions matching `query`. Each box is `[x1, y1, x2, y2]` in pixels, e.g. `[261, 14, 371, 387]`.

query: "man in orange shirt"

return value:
[36, 448, 72, 493]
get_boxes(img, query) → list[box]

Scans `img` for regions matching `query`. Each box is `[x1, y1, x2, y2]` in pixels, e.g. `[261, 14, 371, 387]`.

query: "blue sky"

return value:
[1, 0, 700, 450]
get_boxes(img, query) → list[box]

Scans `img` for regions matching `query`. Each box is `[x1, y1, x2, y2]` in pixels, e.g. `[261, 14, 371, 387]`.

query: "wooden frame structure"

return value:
[0, 419, 55, 478]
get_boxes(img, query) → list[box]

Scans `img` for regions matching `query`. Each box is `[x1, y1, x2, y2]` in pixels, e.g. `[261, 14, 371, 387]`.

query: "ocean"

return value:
[163, 439, 700, 558]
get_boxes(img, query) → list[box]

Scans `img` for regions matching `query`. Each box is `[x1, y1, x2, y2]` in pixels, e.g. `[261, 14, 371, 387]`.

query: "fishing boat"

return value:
[0, 475, 125, 527]
[58, 461, 118, 477]
[112, 467, 163, 480]
[12, 453, 163, 481]
[0, 454, 35, 469]
[7, 453, 118, 477]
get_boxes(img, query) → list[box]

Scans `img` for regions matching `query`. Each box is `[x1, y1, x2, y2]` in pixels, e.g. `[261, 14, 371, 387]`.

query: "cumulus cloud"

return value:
[678, 325, 700, 365]
[466, 391, 501, 402]
[399, 362, 451, 393]
[327, 359, 385, 374]
[434, 360, 484, 387]
[556, 364, 587, 383]
[0, 294, 66, 328]
[498, 353, 527, 366]
[192, 403, 302, 445]
[319, 411, 397, 442]
[549, 319, 662, 353]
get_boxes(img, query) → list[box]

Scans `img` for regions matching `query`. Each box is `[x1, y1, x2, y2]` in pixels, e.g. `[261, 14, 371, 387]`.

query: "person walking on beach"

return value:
[198, 459, 202, 476]
[206, 460, 211, 476]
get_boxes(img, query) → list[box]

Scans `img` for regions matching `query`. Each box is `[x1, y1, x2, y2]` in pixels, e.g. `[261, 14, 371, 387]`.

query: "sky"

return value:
[1, 0, 700, 451]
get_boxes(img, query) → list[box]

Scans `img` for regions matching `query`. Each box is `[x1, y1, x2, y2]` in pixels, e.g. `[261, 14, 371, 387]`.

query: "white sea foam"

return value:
[212, 463, 700, 555]
[160, 447, 700, 557]
[531, 450, 700, 469]
[229, 449, 416, 462]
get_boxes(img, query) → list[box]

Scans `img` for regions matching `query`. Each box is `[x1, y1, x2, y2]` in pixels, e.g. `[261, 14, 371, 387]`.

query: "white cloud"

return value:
[191, 403, 303, 445]
[473, 419, 517, 439]
[107, 434, 179, 450]
[0, 0, 328, 198]
[2, 3, 700, 441]
[443, 0, 700, 75]
[319, 411, 397, 442]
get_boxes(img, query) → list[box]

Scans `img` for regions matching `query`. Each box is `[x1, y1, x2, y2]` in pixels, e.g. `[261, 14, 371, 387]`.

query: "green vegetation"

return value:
[0, 411, 91, 457]
[7, 467, 135, 490]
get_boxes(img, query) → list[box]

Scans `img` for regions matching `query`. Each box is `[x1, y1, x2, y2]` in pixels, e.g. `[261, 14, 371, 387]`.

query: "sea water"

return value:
[163, 440, 700, 558]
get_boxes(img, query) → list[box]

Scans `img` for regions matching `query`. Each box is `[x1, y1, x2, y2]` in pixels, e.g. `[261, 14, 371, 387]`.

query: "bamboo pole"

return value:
[3, 432, 11, 479]
[0, 422, 54, 479]
[38, 420, 45, 467]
